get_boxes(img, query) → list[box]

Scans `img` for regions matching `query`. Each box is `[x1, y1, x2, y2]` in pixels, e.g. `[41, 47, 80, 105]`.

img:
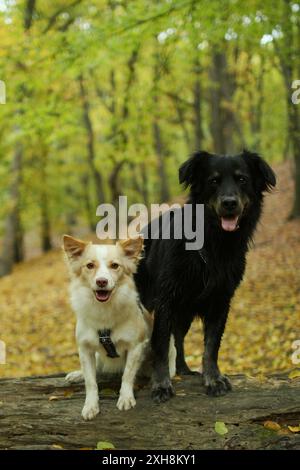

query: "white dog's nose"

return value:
[96, 278, 108, 288]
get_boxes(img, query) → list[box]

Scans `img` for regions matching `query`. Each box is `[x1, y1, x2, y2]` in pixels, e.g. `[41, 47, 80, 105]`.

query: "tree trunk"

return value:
[210, 48, 241, 154]
[210, 50, 227, 154]
[288, 101, 300, 219]
[152, 53, 170, 203]
[193, 57, 202, 151]
[81, 174, 95, 232]
[152, 113, 170, 202]
[0, 144, 24, 276]
[79, 75, 106, 206]
[0, 372, 300, 450]
[274, 0, 300, 218]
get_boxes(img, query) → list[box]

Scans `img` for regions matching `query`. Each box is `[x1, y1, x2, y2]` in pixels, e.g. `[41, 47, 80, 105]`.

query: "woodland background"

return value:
[0, 0, 299, 378]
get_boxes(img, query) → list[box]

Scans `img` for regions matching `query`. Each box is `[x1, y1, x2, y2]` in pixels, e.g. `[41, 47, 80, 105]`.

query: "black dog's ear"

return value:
[179, 151, 212, 188]
[242, 149, 276, 192]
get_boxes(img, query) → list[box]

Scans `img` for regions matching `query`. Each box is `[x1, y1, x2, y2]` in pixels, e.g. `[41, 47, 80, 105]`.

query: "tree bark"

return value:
[0, 373, 299, 450]
[152, 54, 170, 203]
[0, 143, 24, 276]
[210, 48, 241, 154]
[193, 57, 203, 151]
[79, 75, 106, 207]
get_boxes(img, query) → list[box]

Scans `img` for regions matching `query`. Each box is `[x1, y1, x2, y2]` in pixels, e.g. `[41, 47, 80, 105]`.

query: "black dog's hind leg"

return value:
[174, 316, 200, 376]
[202, 300, 232, 396]
[151, 303, 175, 404]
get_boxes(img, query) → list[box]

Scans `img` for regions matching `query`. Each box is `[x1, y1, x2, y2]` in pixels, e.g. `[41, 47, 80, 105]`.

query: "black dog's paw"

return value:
[204, 374, 232, 397]
[151, 381, 175, 404]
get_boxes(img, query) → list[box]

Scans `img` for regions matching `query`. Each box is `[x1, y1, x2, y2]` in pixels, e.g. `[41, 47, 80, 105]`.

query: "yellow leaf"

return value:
[49, 395, 59, 401]
[52, 444, 64, 449]
[215, 421, 228, 435]
[263, 421, 281, 432]
[96, 441, 115, 450]
[288, 370, 300, 380]
[288, 426, 300, 433]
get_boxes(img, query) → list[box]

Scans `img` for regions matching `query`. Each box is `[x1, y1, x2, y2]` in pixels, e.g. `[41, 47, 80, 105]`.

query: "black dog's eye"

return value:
[210, 178, 219, 185]
[238, 176, 247, 184]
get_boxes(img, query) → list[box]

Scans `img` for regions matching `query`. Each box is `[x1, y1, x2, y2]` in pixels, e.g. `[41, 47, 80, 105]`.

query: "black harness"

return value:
[98, 329, 120, 358]
[98, 298, 145, 359]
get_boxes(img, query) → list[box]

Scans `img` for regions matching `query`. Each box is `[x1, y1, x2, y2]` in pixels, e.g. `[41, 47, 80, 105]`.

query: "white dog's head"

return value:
[63, 235, 143, 303]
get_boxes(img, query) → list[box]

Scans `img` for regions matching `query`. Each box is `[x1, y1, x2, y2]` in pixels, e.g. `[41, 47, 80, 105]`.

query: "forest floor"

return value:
[0, 161, 299, 378]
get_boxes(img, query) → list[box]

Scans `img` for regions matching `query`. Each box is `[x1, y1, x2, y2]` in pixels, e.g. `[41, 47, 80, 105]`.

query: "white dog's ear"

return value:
[117, 236, 144, 259]
[63, 235, 89, 258]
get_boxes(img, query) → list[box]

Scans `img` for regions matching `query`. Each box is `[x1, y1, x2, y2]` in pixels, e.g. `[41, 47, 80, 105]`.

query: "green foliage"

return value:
[0, 0, 298, 244]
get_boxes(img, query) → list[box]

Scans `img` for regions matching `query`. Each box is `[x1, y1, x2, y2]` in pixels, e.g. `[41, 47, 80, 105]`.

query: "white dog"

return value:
[63, 235, 176, 420]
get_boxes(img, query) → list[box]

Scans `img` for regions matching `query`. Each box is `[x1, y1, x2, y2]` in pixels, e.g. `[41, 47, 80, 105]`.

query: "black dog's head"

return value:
[179, 150, 276, 232]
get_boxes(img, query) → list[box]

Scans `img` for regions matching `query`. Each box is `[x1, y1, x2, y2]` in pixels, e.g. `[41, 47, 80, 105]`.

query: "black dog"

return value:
[135, 150, 276, 403]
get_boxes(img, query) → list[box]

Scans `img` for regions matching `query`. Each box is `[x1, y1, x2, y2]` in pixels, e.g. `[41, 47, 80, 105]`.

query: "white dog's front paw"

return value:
[82, 401, 99, 420]
[117, 394, 136, 411]
[65, 370, 84, 384]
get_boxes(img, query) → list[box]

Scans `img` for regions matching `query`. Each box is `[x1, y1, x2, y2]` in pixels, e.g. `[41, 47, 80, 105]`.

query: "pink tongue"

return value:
[221, 216, 239, 232]
[96, 291, 110, 302]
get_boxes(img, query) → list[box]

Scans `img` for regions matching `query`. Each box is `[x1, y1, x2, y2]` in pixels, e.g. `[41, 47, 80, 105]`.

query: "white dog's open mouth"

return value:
[94, 290, 112, 302]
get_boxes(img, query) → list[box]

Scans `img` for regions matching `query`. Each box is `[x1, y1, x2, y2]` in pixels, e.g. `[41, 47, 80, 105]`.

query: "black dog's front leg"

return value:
[174, 316, 200, 376]
[151, 303, 175, 404]
[202, 300, 232, 396]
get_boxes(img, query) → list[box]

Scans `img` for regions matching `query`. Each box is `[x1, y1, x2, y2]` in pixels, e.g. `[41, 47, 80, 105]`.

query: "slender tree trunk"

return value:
[210, 48, 241, 154]
[81, 174, 95, 231]
[193, 57, 202, 151]
[79, 75, 106, 206]
[287, 100, 300, 218]
[210, 51, 226, 154]
[64, 186, 77, 233]
[40, 153, 52, 252]
[152, 54, 170, 203]
[0, 145, 23, 275]
[274, 0, 300, 218]
[152, 112, 170, 202]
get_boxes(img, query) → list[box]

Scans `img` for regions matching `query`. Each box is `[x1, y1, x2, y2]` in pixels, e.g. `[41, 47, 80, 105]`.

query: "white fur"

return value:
[64, 237, 176, 420]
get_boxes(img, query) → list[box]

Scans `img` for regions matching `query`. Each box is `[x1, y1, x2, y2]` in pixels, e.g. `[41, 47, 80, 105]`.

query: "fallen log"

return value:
[0, 372, 300, 450]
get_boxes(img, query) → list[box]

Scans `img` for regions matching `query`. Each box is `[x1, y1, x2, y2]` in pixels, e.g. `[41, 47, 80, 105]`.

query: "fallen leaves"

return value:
[288, 426, 300, 433]
[48, 389, 74, 401]
[96, 441, 115, 450]
[262, 420, 300, 435]
[214, 421, 228, 436]
[263, 421, 281, 432]
[288, 369, 300, 380]
[0, 163, 299, 379]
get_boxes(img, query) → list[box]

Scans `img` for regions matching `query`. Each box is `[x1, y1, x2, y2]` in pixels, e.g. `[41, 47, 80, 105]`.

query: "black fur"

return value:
[135, 150, 276, 403]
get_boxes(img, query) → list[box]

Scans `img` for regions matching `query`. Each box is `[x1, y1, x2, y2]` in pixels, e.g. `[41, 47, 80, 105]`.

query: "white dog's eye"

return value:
[86, 262, 94, 269]
[110, 262, 119, 270]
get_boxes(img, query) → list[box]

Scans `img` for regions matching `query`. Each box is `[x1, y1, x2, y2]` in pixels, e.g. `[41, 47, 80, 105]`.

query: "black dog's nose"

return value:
[221, 197, 238, 211]
[96, 278, 108, 288]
